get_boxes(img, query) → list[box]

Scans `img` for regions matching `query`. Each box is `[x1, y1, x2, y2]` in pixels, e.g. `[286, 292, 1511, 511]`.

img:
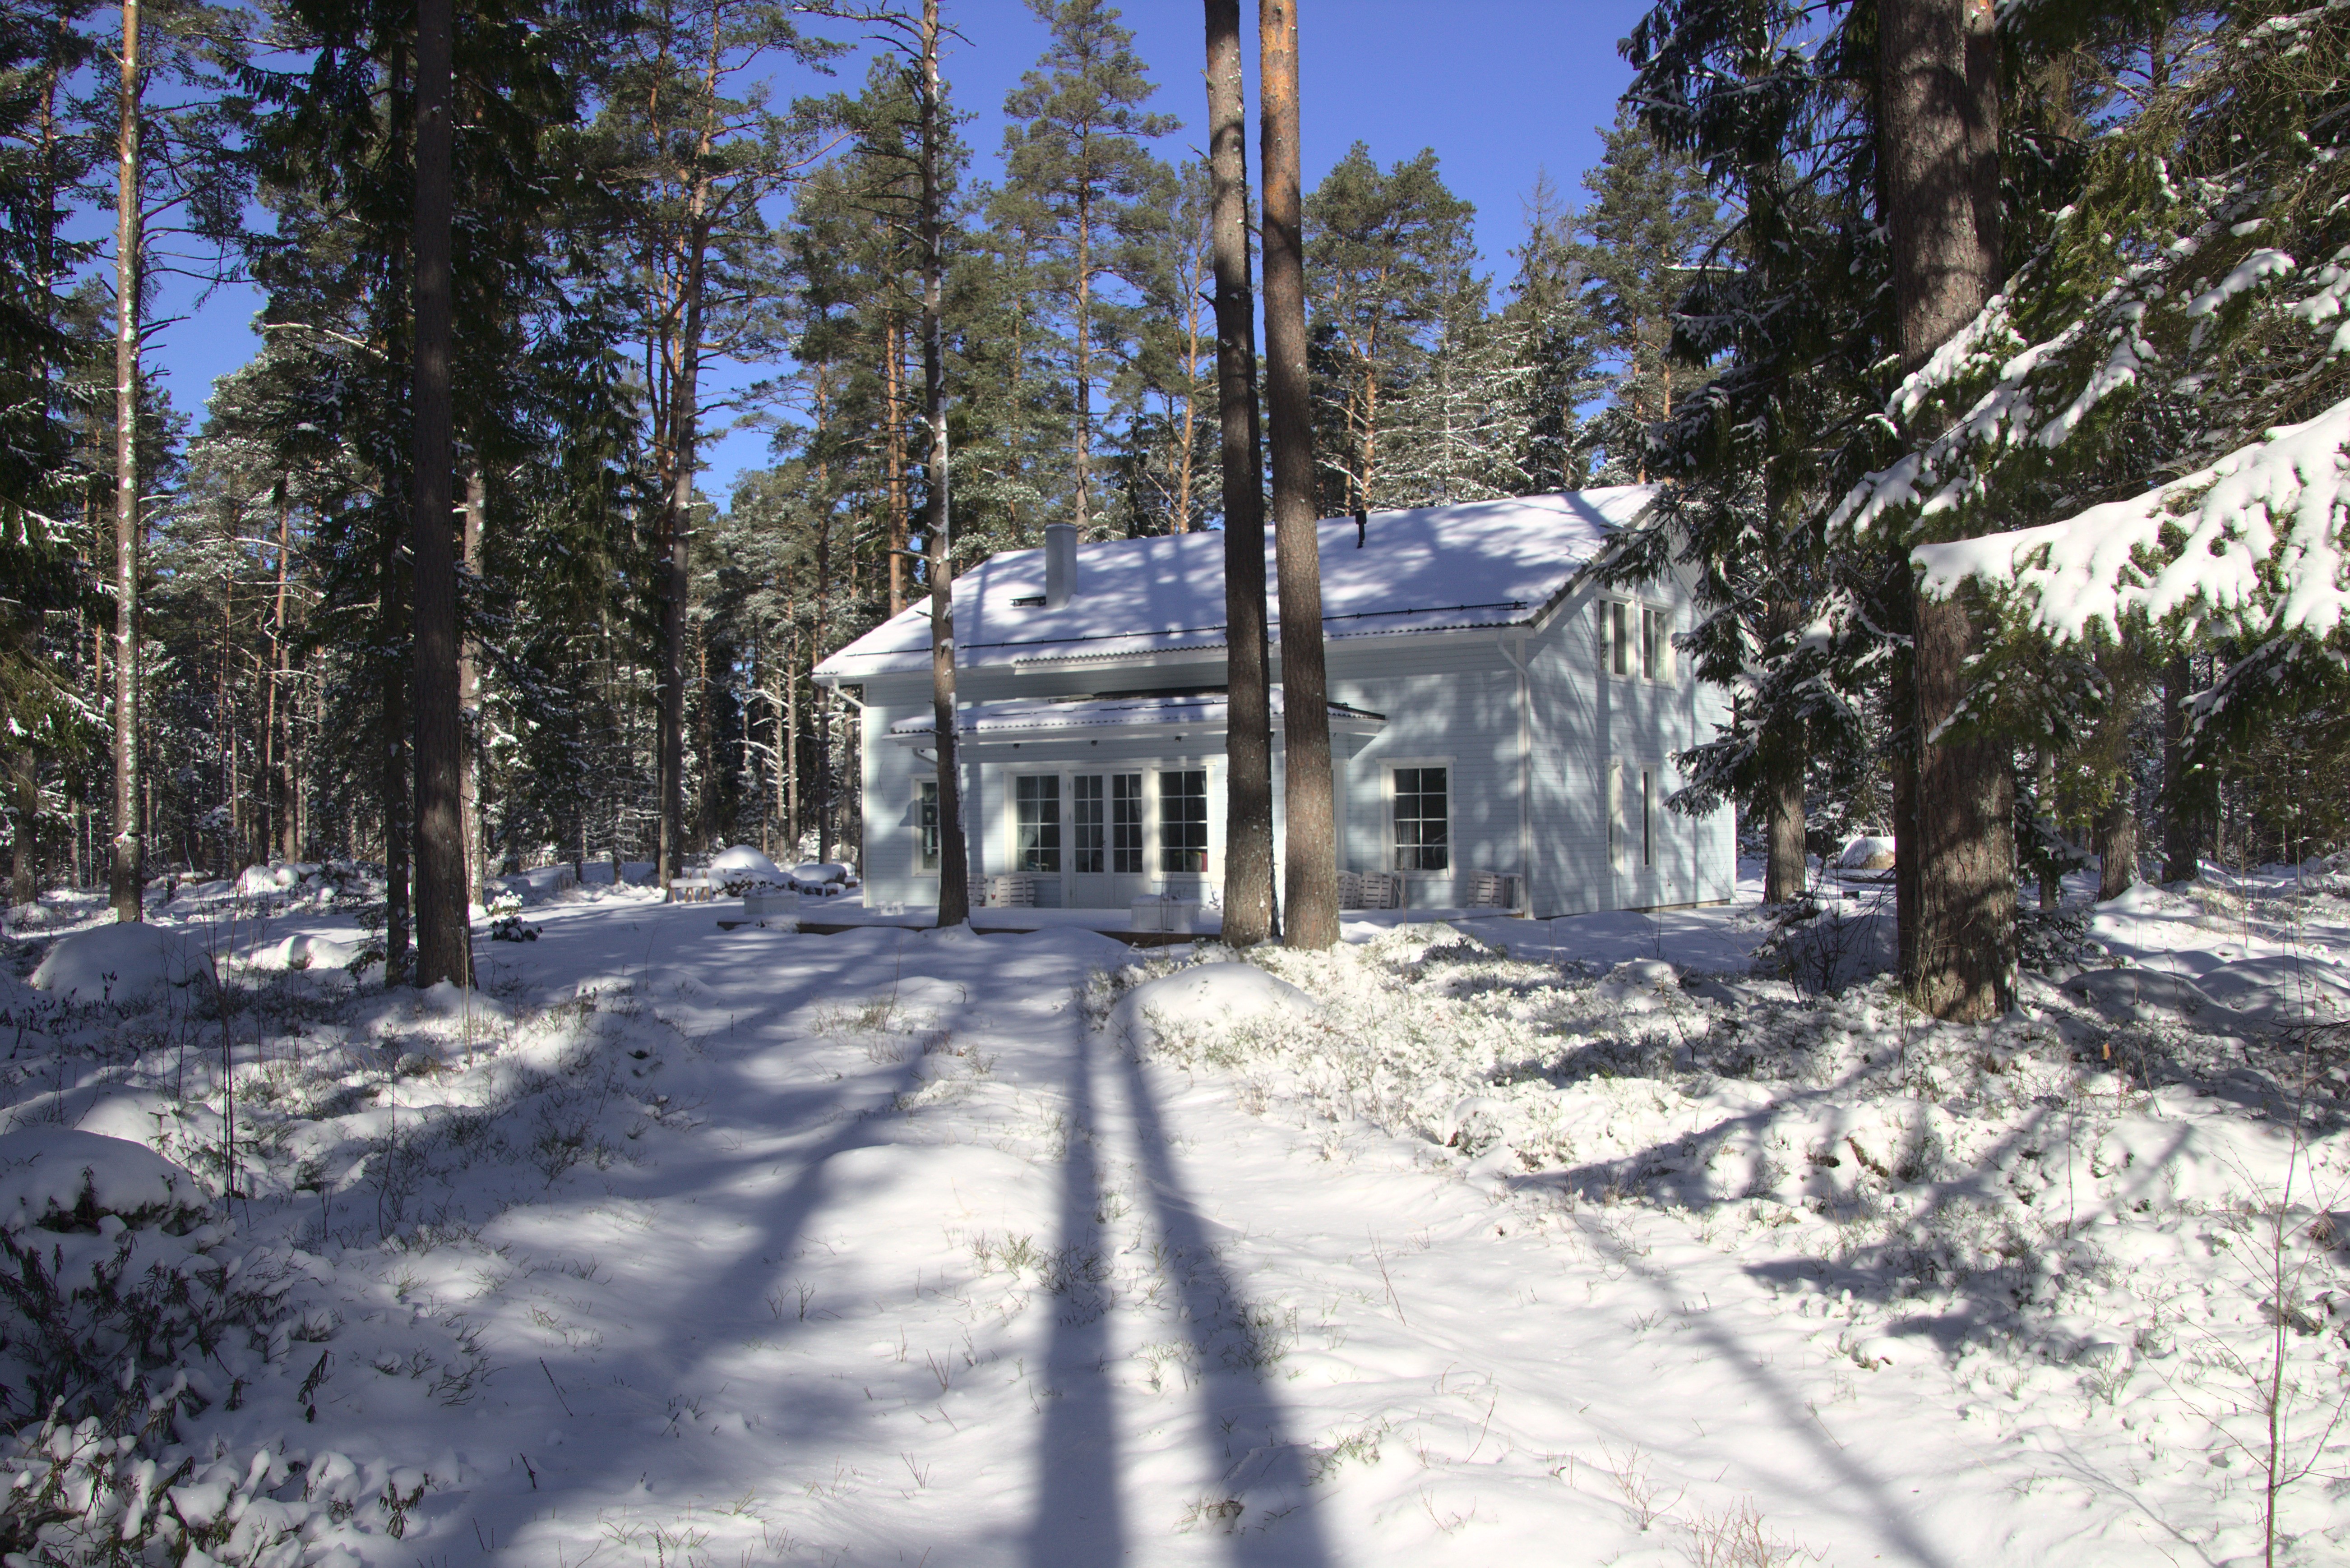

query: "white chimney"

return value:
[1045, 521, 1078, 609]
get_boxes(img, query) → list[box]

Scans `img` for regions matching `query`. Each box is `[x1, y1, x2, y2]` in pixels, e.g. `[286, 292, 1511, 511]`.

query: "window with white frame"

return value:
[1642, 606, 1671, 681]
[1391, 766, 1450, 872]
[1606, 599, 1674, 683]
[1014, 775, 1061, 873]
[1073, 775, 1106, 872]
[1111, 774, 1145, 873]
[1608, 760, 1656, 870]
[915, 780, 939, 872]
[1158, 769, 1207, 872]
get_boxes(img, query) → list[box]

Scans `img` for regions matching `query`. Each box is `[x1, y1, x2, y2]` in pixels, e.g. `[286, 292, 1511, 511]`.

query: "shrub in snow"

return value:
[1107, 961, 1319, 1053]
[1835, 835, 1894, 871]
[0, 1130, 207, 1238]
[488, 913, 539, 942]
[30, 925, 215, 1009]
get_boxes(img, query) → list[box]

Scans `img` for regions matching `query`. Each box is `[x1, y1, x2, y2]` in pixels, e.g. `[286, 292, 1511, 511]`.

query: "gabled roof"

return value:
[814, 487, 1656, 683]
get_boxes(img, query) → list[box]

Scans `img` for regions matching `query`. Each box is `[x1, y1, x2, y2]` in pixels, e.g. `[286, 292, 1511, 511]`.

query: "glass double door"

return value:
[1012, 768, 1210, 909]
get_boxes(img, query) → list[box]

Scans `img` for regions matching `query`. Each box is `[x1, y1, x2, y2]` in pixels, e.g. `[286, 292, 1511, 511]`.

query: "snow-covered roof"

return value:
[815, 488, 1656, 682]
[885, 690, 1387, 744]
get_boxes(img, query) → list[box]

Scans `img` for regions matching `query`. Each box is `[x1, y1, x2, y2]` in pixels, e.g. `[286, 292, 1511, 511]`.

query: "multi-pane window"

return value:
[1112, 774, 1145, 874]
[1073, 775, 1106, 873]
[915, 780, 939, 872]
[1015, 775, 1061, 873]
[1158, 769, 1207, 873]
[1392, 766, 1450, 872]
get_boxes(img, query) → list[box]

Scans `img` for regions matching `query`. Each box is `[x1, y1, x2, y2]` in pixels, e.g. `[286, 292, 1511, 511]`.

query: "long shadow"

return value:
[1580, 1214, 1960, 1568]
[1112, 1041, 1333, 1568]
[1026, 1028, 1126, 1565]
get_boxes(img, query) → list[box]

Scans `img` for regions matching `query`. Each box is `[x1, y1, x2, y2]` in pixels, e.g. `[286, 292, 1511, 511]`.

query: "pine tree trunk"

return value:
[1882, 0, 2012, 1020]
[268, 479, 292, 861]
[1206, 0, 1274, 945]
[461, 467, 485, 894]
[1763, 748, 1806, 904]
[109, 0, 141, 924]
[410, 0, 467, 988]
[1260, 0, 1336, 949]
[920, 0, 968, 927]
[9, 752, 36, 909]
[384, 563, 411, 979]
[2096, 792, 2137, 903]
[885, 317, 907, 615]
[2162, 652, 2201, 882]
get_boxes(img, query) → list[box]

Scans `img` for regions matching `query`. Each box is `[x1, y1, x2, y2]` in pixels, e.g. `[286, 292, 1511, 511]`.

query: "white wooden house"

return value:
[812, 488, 1735, 919]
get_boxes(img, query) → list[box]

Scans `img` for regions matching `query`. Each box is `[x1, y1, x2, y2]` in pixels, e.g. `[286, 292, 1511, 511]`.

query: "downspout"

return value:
[1501, 629, 1533, 915]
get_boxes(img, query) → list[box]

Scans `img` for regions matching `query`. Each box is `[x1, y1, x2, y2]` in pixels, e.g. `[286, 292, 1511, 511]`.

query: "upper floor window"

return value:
[916, 780, 939, 872]
[1607, 599, 1673, 683]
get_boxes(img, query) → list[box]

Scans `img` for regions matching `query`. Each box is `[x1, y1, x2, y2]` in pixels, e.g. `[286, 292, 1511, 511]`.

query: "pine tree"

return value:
[998, 0, 1179, 538]
[1301, 143, 1476, 513]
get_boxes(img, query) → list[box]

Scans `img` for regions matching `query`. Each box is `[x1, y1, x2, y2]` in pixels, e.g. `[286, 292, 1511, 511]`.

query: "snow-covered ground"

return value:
[2, 859, 2348, 1565]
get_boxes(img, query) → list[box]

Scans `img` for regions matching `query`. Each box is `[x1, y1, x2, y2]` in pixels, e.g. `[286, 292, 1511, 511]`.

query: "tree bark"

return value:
[2096, 791, 2137, 903]
[2161, 652, 2201, 883]
[919, 0, 969, 927]
[1763, 748, 1806, 904]
[1260, 0, 1335, 948]
[9, 752, 37, 909]
[410, 0, 467, 988]
[460, 466, 487, 892]
[1206, 0, 1274, 945]
[109, 0, 142, 924]
[1882, 0, 2012, 1019]
[885, 316, 907, 615]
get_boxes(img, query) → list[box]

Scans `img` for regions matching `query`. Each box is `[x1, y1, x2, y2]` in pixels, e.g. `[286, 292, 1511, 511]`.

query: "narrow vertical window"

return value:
[1111, 773, 1144, 873]
[1015, 775, 1061, 874]
[1072, 775, 1105, 873]
[1610, 601, 1631, 676]
[1642, 607, 1663, 680]
[1641, 767, 1655, 867]
[1392, 766, 1449, 872]
[1157, 769, 1207, 873]
[916, 780, 939, 873]
[1608, 761, 1624, 867]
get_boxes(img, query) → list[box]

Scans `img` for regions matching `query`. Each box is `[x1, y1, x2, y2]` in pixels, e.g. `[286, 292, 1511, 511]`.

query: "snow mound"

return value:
[252, 932, 364, 972]
[791, 861, 853, 887]
[30, 922, 214, 1005]
[2062, 967, 2254, 1029]
[2193, 956, 2350, 1021]
[710, 845, 785, 881]
[1837, 835, 1896, 870]
[0, 1127, 204, 1233]
[235, 861, 318, 897]
[1109, 960, 1318, 1049]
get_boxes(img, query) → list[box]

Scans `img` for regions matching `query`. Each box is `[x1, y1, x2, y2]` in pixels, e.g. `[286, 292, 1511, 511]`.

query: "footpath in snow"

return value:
[1, 862, 2348, 1565]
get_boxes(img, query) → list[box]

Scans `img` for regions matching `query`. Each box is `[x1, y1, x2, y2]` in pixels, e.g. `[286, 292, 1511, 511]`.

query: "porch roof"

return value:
[885, 690, 1386, 745]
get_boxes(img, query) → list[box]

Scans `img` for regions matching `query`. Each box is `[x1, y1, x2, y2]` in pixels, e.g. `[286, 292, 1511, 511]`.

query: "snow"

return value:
[816, 488, 1657, 680]
[5, 858, 2350, 1562]
[886, 689, 1386, 742]
[29, 919, 216, 1005]
[789, 860, 851, 885]
[0, 1127, 202, 1233]
[1107, 960, 1320, 1051]
[1837, 834, 1897, 868]
[707, 844, 785, 883]
[1912, 394, 2350, 645]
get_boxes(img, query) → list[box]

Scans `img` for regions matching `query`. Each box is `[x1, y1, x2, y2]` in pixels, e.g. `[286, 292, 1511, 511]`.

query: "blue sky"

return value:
[143, 0, 1653, 500]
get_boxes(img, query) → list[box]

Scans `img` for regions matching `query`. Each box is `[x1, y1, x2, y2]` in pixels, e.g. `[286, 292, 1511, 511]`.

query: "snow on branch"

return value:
[1913, 394, 2350, 643]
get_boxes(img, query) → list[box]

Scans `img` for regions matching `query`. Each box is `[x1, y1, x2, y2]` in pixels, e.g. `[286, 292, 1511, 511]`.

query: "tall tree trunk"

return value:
[885, 315, 908, 615]
[2096, 791, 2137, 903]
[109, 0, 141, 924]
[657, 309, 700, 894]
[1882, 0, 2012, 1020]
[1174, 239, 1205, 532]
[2162, 652, 2201, 883]
[1074, 189, 1092, 535]
[461, 466, 486, 894]
[1763, 749, 1806, 904]
[919, 0, 969, 927]
[410, 0, 467, 988]
[9, 752, 37, 909]
[1260, 0, 1335, 949]
[384, 543, 412, 980]
[266, 478, 291, 862]
[1206, 0, 1274, 945]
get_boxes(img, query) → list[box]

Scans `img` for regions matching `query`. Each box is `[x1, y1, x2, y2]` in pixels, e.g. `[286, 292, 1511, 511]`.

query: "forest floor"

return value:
[3, 858, 2349, 1566]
